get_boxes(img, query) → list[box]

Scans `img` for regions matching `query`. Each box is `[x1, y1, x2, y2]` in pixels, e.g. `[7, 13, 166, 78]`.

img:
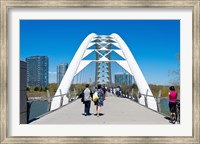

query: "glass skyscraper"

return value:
[114, 73, 133, 86]
[26, 56, 49, 87]
[57, 63, 68, 84]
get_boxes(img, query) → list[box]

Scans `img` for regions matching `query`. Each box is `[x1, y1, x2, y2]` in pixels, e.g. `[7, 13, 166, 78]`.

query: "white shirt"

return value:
[84, 88, 91, 101]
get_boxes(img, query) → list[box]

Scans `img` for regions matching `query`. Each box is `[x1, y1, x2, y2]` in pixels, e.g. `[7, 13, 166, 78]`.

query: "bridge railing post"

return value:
[47, 90, 51, 112]
[59, 89, 64, 107]
[68, 91, 71, 102]
[136, 91, 140, 103]
[145, 89, 148, 108]
[74, 88, 77, 99]
[156, 89, 162, 112]
[131, 88, 134, 100]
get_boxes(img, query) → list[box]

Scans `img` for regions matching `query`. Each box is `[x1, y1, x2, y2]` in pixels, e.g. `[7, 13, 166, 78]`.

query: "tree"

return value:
[48, 83, 58, 92]
[168, 69, 180, 86]
[132, 84, 138, 91]
[168, 53, 180, 86]
[26, 87, 30, 91]
[34, 86, 39, 91]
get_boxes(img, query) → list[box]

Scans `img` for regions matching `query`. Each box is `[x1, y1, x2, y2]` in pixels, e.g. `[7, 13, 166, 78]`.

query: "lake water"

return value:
[29, 98, 170, 122]
[160, 98, 170, 115]
[29, 101, 48, 121]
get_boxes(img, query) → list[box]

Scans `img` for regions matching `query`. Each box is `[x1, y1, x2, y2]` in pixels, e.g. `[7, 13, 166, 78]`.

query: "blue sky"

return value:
[20, 20, 180, 85]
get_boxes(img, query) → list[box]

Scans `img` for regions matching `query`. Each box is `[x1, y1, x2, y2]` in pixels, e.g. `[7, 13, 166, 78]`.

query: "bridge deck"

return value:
[30, 94, 169, 124]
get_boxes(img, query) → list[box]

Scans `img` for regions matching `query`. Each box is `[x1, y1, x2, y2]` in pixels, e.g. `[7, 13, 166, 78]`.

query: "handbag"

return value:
[92, 92, 98, 102]
[80, 91, 85, 103]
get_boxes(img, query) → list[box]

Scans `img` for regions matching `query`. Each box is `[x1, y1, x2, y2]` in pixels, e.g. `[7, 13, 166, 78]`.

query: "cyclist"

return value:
[168, 86, 177, 124]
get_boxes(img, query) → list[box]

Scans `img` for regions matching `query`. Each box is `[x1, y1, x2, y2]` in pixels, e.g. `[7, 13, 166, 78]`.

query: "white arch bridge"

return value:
[50, 33, 158, 112]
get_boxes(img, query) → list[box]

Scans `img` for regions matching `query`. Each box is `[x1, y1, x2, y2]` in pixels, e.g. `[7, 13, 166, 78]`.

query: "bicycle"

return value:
[170, 100, 180, 124]
[175, 100, 180, 124]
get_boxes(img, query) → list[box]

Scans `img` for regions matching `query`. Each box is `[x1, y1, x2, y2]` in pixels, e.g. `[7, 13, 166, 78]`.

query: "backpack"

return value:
[92, 91, 98, 102]
[79, 90, 85, 103]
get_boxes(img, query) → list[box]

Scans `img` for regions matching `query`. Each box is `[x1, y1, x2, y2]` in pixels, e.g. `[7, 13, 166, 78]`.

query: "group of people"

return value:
[80, 84, 179, 122]
[81, 84, 105, 117]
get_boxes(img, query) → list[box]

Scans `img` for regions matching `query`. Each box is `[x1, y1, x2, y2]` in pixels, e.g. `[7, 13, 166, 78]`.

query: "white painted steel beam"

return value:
[50, 33, 97, 111]
[51, 33, 158, 112]
[75, 60, 92, 75]
[82, 50, 94, 59]
[112, 43, 120, 48]
[113, 50, 126, 59]
[111, 33, 157, 111]
[87, 42, 95, 48]
[115, 60, 133, 76]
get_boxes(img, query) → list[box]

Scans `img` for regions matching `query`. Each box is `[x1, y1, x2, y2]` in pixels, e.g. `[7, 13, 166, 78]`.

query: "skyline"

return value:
[20, 20, 180, 85]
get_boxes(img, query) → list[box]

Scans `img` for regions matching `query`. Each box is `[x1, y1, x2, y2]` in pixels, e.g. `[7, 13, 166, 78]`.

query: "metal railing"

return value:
[45, 89, 79, 111]
[27, 88, 180, 123]
[114, 91, 182, 124]
[27, 89, 80, 122]
[116, 89, 180, 123]
[115, 89, 169, 113]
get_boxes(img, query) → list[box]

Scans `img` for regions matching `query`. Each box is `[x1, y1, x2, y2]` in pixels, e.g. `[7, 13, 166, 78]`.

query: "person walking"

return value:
[168, 86, 177, 123]
[95, 84, 104, 117]
[83, 84, 92, 116]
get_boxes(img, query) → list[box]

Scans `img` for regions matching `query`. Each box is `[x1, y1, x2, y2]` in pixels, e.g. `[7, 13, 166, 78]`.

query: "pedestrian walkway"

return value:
[30, 95, 169, 124]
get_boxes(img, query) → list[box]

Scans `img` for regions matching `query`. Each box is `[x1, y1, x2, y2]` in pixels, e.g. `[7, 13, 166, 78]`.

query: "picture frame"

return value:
[0, 0, 199, 143]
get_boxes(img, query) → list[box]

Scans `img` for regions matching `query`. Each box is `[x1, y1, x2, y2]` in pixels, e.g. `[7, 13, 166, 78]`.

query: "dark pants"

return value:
[84, 101, 91, 115]
[169, 102, 176, 113]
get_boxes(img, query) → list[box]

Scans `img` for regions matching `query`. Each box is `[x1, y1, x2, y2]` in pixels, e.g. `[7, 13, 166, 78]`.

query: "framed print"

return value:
[0, 0, 199, 143]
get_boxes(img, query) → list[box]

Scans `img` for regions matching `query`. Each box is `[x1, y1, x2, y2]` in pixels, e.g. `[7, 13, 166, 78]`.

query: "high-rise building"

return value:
[57, 63, 68, 84]
[26, 56, 49, 87]
[114, 73, 133, 86]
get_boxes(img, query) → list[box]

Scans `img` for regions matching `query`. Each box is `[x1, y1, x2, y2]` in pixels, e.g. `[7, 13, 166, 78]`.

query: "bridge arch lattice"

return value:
[50, 33, 158, 111]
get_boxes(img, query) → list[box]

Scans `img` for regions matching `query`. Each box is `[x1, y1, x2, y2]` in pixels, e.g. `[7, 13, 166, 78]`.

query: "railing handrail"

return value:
[139, 93, 167, 99]
[118, 90, 180, 116]
[139, 93, 180, 100]
[28, 92, 73, 101]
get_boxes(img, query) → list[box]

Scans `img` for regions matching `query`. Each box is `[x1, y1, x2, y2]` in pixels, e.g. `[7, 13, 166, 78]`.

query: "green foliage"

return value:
[27, 83, 88, 98]
[70, 84, 86, 95]
[119, 84, 180, 98]
[29, 86, 35, 92]
[26, 84, 58, 98]
[26, 82, 180, 99]
[149, 84, 180, 97]
[149, 84, 168, 97]
[48, 83, 58, 92]
[120, 84, 138, 96]
[34, 86, 39, 91]
[131, 84, 138, 91]
[26, 87, 30, 91]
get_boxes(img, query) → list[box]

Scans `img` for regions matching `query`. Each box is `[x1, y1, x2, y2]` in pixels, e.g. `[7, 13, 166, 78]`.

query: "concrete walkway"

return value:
[30, 95, 170, 124]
